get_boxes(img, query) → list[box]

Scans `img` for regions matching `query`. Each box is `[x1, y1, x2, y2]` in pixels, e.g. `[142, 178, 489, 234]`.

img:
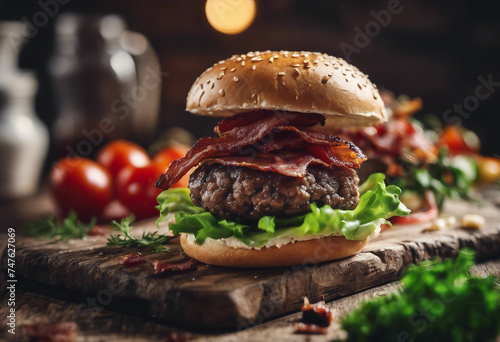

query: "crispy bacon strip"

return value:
[206, 153, 329, 178]
[152, 257, 198, 276]
[156, 114, 365, 190]
[215, 111, 325, 135]
[119, 253, 147, 268]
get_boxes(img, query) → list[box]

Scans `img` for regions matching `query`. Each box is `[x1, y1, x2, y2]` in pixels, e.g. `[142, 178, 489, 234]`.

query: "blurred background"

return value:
[0, 0, 499, 192]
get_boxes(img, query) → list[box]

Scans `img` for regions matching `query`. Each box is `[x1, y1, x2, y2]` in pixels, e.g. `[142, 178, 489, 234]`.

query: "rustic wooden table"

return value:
[1, 188, 499, 341]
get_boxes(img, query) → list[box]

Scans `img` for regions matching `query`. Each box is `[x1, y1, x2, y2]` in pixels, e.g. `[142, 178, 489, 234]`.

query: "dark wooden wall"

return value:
[1, 0, 499, 157]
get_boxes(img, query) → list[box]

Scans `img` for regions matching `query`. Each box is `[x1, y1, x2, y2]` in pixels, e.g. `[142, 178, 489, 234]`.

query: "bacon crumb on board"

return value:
[294, 297, 333, 334]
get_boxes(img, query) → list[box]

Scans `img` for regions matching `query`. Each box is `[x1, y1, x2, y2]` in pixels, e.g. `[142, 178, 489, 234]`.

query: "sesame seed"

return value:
[345, 78, 349, 82]
[247, 51, 255, 57]
[207, 80, 210, 84]
[321, 76, 329, 83]
[324, 62, 330, 66]
[373, 94, 378, 100]
[220, 67, 227, 70]
[273, 54, 279, 59]
[200, 83, 203, 89]
[251, 57, 263, 62]
[242, 61, 246, 66]
[231, 68, 236, 72]
[333, 64, 339, 69]
[293, 68, 300, 79]
[291, 64, 301, 67]
[278, 71, 286, 76]
[236, 57, 242, 62]
[206, 67, 212, 72]
[252, 65, 256, 70]
[219, 89, 225, 96]
[292, 53, 299, 58]
[233, 76, 239, 82]
[218, 72, 224, 80]
[358, 83, 362, 90]
[269, 57, 274, 63]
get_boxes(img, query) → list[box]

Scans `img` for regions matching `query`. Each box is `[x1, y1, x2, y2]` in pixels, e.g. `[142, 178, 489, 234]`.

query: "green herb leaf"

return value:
[393, 147, 478, 210]
[24, 210, 96, 240]
[337, 249, 500, 342]
[107, 214, 170, 253]
[157, 173, 410, 247]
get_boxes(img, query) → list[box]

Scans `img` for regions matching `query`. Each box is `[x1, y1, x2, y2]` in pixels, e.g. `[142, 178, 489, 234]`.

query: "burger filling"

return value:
[156, 111, 410, 248]
[189, 163, 359, 221]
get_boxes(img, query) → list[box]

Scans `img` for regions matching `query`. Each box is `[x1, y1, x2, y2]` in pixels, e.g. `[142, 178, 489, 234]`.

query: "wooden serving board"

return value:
[3, 195, 500, 330]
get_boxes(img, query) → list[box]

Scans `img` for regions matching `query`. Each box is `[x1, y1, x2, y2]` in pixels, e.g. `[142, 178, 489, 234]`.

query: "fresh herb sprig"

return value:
[393, 147, 477, 209]
[107, 214, 170, 253]
[24, 210, 96, 240]
[338, 249, 500, 342]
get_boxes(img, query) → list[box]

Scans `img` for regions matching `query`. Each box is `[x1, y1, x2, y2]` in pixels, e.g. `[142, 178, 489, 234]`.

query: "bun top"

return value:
[186, 51, 387, 128]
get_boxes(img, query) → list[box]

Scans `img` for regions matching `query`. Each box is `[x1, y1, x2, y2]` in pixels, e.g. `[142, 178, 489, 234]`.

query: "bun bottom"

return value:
[180, 234, 368, 268]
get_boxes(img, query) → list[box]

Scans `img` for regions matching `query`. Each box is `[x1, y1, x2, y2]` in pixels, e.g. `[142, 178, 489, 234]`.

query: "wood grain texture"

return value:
[2, 197, 500, 330]
[2, 259, 500, 341]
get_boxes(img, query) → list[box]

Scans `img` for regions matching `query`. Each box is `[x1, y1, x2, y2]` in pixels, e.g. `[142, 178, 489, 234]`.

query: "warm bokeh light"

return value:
[205, 0, 256, 35]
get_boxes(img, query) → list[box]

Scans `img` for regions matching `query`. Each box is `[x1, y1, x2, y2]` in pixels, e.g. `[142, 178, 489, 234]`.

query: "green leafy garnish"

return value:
[107, 214, 170, 253]
[156, 174, 410, 247]
[338, 249, 500, 342]
[393, 147, 477, 209]
[24, 210, 96, 240]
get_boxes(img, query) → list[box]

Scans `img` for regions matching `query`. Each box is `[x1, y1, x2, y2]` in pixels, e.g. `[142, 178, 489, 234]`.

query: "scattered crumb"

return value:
[422, 216, 457, 233]
[461, 214, 485, 230]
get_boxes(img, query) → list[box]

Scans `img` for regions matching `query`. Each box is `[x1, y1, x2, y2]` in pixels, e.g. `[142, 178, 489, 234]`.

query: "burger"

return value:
[155, 51, 409, 268]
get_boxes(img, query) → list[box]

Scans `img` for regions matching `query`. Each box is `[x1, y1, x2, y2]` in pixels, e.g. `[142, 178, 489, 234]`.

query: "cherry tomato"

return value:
[152, 145, 190, 168]
[153, 145, 191, 188]
[115, 163, 166, 220]
[50, 158, 112, 222]
[96, 140, 150, 178]
[437, 126, 479, 155]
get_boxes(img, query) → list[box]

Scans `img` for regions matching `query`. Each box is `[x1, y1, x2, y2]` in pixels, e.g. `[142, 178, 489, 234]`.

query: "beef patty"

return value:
[189, 163, 359, 221]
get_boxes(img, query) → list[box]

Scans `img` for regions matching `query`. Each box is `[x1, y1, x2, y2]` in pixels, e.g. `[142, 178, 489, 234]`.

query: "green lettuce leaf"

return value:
[156, 173, 410, 247]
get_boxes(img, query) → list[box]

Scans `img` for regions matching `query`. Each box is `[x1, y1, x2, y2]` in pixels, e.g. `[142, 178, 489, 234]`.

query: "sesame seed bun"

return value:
[180, 233, 368, 268]
[186, 51, 387, 129]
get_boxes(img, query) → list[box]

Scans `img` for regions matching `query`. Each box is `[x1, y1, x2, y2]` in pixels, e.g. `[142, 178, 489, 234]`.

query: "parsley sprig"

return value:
[107, 214, 170, 252]
[338, 249, 500, 342]
[393, 147, 477, 209]
[24, 210, 96, 240]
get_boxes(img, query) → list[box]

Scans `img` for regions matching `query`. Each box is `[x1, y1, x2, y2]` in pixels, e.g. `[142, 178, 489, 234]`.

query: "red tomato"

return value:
[96, 140, 150, 178]
[152, 145, 190, 168]
[115, 163, 166, 220]
[437, 126, 478, 155]
[50, 158, 112, 221]
[153, 145, 191, 188]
